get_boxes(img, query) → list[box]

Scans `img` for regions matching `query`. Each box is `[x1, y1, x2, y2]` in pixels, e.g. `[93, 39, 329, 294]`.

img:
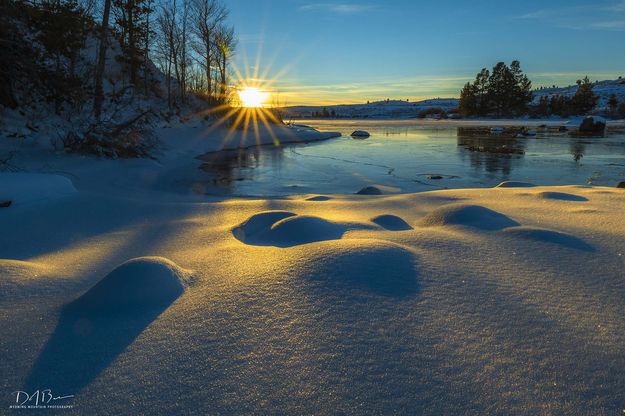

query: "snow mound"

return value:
[66, 257, 190, 316]
[301, 239, 419, 297]
[234, 212, 346, 247]
[356, 186, 383, 195]
[0, 173, 77, 205]
[306, 195, 332, 201]
[419, 204, 519, 231]
[501, 227, 595, 252]
[496, 181, 536, 188]
[535, 192, 588, 202]
[232, 211, 297, 243]
[371, 214, 413, 231]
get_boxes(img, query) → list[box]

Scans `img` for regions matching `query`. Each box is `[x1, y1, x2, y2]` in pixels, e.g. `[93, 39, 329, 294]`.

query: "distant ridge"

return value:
[283, 78, 625, 119]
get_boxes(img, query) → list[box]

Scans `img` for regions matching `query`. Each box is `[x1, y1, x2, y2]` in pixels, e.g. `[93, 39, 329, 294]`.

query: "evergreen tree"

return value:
[458, 82, 477, 117]
[458, 61, 532, 117]
[571, 76, 598, 115]
[510, 60, 533, 114]
[113, 0, 153, 85]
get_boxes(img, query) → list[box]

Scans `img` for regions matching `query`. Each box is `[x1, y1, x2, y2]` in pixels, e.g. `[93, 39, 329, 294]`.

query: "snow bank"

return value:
[0, 173, 77, 205]
[500, 226, 595, 252]
[371, 214, 413, 231]
[418, 204, 520, 230]
[67, 257, 190, 316]
[233, 211, 345, 247]
[535, 191, 589, 202]
[158, 120, 341, 157]
[298, 239, 419, 297]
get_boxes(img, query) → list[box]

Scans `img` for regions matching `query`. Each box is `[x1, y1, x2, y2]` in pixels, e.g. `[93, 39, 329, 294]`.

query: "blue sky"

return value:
[227, 0, 625, 105]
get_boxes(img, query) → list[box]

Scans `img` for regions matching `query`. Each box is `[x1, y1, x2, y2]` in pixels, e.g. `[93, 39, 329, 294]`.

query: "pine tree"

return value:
[113, 0, 153, 85]
[571, 76, 598, 115]
[458, 82, 477, 117]
[458, 61, 532, 117]
[510, 60, 532, 114]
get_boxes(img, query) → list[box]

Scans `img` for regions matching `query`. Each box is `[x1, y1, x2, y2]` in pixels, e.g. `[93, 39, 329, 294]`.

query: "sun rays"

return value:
[191, 36, 296, 152]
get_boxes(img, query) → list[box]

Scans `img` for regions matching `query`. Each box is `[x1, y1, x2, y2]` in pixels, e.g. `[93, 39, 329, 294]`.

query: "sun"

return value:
[238, 87, 270, 108]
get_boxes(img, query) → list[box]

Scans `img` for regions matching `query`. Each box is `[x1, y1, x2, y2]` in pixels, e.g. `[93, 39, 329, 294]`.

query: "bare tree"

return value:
[190, 0, 227, 103]
[156, 0, 178, 109]
[214, 24, 235, 103]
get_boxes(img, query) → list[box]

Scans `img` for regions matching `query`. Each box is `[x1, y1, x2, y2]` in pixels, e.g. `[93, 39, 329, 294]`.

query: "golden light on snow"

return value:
[238, 87, 270, 108]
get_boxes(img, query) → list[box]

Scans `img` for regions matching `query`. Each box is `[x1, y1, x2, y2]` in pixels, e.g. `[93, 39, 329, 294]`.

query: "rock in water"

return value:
[351, 130, 370, 138]
[0, 200, 11, 208]
[578, 116, 607, 135]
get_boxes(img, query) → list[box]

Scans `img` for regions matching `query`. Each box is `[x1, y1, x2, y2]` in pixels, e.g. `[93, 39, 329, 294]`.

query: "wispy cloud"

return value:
[590, 20, 625, 30]
[512, 2, 625, 31]
[606, 0, 625, 12]
[299, 2, 376, 14]
[514, 10, 550, 20]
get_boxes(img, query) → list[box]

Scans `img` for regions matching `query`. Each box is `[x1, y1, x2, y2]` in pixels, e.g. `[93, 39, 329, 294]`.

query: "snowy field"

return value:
[1, 121, 625, 414]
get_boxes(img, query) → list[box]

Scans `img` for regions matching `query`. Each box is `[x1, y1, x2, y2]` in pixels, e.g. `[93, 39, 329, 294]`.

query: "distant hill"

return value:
[532, 78, 625, 109]
[284, 78, 625, 119]
[282, 99, 459, 120]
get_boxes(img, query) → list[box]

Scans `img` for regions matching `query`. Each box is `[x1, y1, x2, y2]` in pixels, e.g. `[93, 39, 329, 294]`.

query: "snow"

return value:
[0, 173, 77, 206]
[417, 203, 520, 230]
[534, 78, 625, 110]
[2, 123, 625, 413]
[66, 257, 191, 316]
[371, 214, 413, 231]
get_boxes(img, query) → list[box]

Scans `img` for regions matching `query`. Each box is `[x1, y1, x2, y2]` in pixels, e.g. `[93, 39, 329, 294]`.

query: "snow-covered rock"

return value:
[351, 130, 371, 138]
[356, 186, 384, 195]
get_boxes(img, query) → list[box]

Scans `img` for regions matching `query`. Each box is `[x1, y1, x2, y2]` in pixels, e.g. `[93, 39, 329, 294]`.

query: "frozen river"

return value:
[195, 120, 625, 196]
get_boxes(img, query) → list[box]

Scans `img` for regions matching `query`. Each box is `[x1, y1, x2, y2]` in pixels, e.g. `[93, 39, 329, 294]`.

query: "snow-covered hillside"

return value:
[533, 78, 625, 109]
[283, 98, 460, 119]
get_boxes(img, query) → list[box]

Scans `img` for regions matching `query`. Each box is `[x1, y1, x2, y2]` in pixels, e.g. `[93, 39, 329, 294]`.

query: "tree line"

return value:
[458, 61, 624, 118]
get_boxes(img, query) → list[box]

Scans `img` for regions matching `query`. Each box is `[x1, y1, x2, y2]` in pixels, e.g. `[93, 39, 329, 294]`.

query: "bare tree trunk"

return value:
[144, 0, 151, 95]
[93, 0, 112, 120]
[205, 42, 211, 103]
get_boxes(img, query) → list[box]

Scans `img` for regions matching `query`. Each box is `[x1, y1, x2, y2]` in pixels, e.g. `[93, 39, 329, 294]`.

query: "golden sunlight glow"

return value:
[238, 87, 270, 108]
